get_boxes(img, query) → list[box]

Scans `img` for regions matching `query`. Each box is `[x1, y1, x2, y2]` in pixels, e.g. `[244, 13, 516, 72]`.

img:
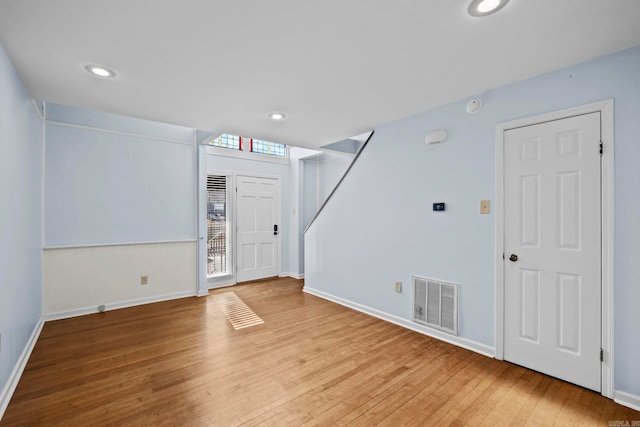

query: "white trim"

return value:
[208, 282, 236, 290]
[45, 120, 193, 146]
[0, 318, 44, 420]
[206, 170, 236, 281]
[494, 99, 614, 399]
[205, 168, 235, 176]
[207, 274, 236, 289]
[206, 145, 249, 161]
[235, 174, 283, 281]
[194, 130, 201, 296]
[197, 290, 210, 297]
[206, 144, 289, 165]
[315, 160, 321, 210]
[200, 133, 222, 146]
[494, 119, 505, 358]
[44, 239, 196, 250]
[208, 273, 234, 280]
[280, 273, 304, 280]
[303, 286, 495, 358]
[600, 100, 615, 399]
[43, 291, 196, 321]
[30, 99, 44, 121]
[233, 171, 282, 181]
[206, 265, 235, 287]
[248, 150, 290, 164]
[613, 390, 640, 412]
[41, 102, 46, 250]
[317, 151, 356, 161]
[206, 274, 231, 288]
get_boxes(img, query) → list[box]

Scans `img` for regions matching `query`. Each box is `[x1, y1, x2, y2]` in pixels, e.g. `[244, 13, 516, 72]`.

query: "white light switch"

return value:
[480, 200, 490, 214]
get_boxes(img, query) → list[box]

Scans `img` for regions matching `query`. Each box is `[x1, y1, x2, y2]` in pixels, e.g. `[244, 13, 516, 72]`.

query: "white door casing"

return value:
[495, 100, 614, 398]
[236, 175, 280, 282]
[503, 112, 602, 391]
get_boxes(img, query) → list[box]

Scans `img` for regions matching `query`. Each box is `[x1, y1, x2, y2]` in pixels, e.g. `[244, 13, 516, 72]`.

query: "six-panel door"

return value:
[504, 112, 602, 391]
[236, 175, 280, 283]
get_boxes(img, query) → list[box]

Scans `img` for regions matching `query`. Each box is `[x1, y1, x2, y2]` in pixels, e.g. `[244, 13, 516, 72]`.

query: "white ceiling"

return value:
[0, 0, 639, 149]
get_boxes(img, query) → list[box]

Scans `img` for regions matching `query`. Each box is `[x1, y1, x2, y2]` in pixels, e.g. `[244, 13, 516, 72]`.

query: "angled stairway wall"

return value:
[303, 46, 640, 401]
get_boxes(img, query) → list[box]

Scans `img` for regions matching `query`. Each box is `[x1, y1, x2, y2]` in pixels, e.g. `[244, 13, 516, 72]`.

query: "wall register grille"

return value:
[413, 276, 458, 336]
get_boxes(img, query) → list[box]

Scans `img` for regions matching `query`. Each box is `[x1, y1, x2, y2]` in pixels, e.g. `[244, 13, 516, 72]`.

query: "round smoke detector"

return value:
[466, 98, 482, 114]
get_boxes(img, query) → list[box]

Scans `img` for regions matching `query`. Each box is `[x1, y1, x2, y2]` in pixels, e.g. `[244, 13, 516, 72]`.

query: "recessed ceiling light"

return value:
[84, 64, 116, 78]
[468, 0, 509, 17]
[268, 112, 286, 120]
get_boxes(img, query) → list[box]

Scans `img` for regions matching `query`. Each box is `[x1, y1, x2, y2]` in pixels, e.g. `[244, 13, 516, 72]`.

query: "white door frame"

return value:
[495, 99, 614, 398]
[235, 173, 282, 280]
[206, 169, 235, 282]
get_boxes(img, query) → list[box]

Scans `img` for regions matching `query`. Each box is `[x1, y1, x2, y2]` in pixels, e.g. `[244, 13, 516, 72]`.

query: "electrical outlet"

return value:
[141, 275, 148, 285]
[480, 200, 490, 214]
[394, 281, 402, 293]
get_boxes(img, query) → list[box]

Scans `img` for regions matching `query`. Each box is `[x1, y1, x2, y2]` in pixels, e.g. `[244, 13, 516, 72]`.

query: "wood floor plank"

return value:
[2, 277, 638, 426]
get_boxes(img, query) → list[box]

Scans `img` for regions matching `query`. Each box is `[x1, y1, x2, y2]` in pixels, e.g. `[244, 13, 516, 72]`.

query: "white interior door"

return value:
[236, 175, 280, 283]
[503, 112, 601, 391]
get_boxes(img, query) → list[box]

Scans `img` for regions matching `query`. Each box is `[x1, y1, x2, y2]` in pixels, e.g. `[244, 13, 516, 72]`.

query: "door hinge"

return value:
[599, 142, 603, 155]
[600, 348, 604, 362]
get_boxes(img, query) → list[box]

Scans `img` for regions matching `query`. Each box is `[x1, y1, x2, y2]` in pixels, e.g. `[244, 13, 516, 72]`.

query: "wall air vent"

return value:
[413, 276, 458, 336]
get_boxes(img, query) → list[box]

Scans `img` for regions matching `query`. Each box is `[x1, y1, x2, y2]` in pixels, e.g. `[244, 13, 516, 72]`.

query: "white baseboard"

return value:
[303, 286, 495, 358]
[279, 273, 304, 280]
[208, 284, 236, 290]
[614, 389, 640, 412]
[0, 318, 44, 421]
[197, 289, 209, 297]
[207, 275, 235, 290]
[43, 291, 196, 321]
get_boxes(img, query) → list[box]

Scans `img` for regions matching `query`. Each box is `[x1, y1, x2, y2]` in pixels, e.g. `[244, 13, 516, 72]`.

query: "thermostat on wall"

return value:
[433, 202, 445, 211]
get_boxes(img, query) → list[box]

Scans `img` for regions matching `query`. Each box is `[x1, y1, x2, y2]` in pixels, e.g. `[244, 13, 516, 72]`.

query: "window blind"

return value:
[207, 175, 229, 275]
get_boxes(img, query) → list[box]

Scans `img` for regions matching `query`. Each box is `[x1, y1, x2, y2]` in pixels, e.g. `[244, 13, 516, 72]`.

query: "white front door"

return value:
[503, 112, 601, 391]
[236, 175, 280, 283]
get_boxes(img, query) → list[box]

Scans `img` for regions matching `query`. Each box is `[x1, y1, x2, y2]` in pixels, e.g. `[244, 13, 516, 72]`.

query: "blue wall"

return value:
[305, 46, 640, 396]
[0, 44, 43, 398]
[44, 104, 196, 246]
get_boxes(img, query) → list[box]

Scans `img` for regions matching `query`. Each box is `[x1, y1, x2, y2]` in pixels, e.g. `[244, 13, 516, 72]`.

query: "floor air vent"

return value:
[413, 276, 458, 336]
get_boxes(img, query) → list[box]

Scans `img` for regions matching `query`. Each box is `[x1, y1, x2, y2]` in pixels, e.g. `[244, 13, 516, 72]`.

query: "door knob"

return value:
[509, 254, 518, 262]
[273, 224, 278, 236]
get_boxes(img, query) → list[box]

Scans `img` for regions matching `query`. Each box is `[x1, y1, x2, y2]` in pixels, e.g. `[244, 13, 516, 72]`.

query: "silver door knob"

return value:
[509, 254, 518, 262]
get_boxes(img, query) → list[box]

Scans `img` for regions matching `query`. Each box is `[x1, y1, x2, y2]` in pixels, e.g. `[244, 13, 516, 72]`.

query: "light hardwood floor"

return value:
[2, 277, 638, 425]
